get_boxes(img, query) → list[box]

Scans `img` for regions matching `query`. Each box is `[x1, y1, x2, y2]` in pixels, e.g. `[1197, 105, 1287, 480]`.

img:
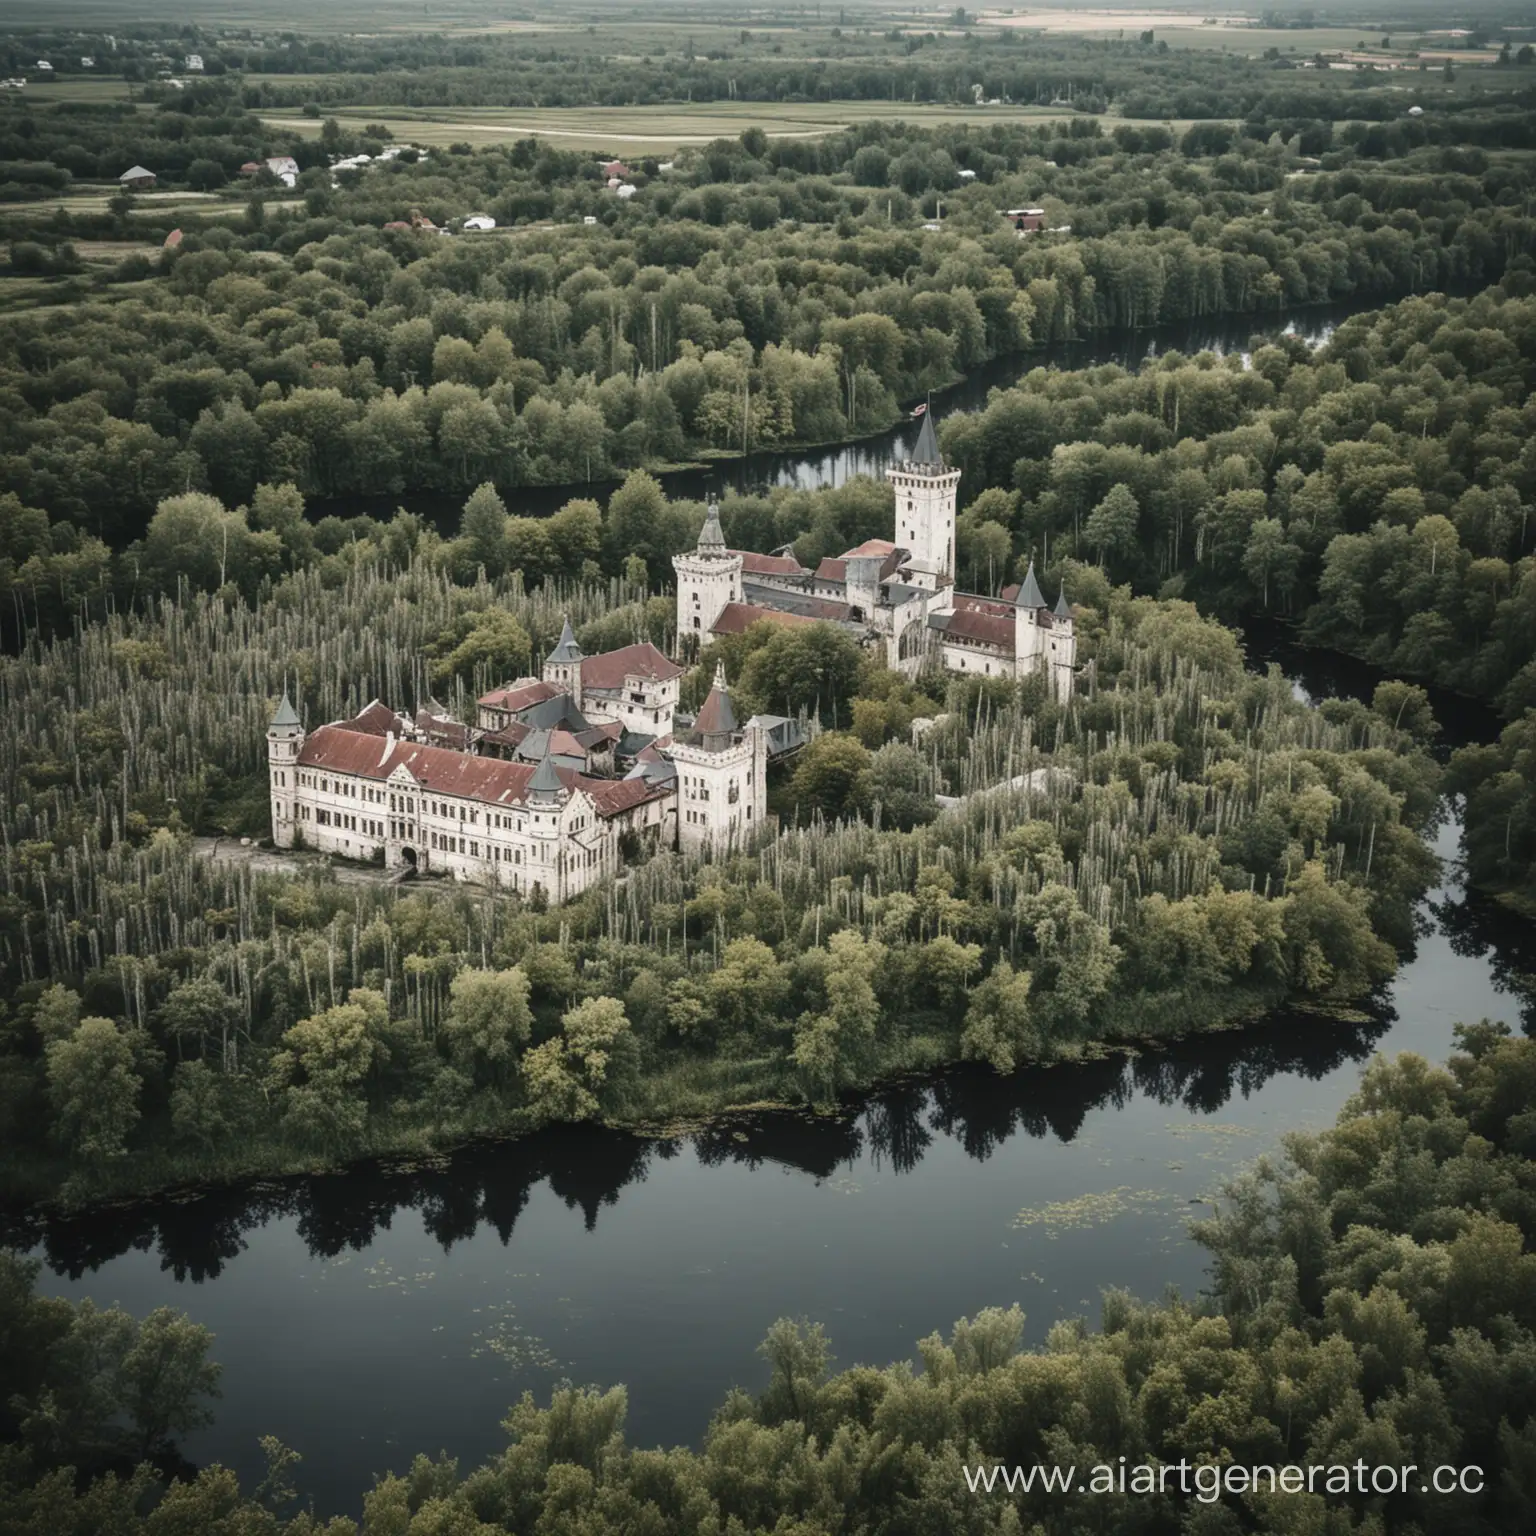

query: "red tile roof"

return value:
[345, 700, 409, 736]
[940, 607, 1015, 650]
[815, 557, 846, 584]
[297, 726, 666, 819]
[710, 601, 818, 636]
[580, 641, 684, 691]
[953, 591, 1014, 618]
[478, 678, 559, 713]
[840, 538, 898, 559]
[738, 551, 806, 577]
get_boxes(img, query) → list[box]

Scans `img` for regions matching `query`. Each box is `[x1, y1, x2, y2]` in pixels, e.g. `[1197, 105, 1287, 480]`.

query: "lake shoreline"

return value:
[0, 972, 1319, 1215]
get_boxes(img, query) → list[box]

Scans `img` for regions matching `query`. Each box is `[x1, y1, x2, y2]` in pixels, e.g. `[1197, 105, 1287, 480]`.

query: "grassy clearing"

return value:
[1, 76, 136, 103]
[266, 100, 1080, 153]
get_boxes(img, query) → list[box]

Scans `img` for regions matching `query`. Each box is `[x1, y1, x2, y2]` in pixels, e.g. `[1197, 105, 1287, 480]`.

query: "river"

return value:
[14, 300, 1535, 1518]
[305, 298, 1363, 528]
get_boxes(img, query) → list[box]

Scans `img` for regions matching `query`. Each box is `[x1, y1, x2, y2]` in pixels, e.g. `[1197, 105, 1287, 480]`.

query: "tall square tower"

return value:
[886, 411, 960, 582]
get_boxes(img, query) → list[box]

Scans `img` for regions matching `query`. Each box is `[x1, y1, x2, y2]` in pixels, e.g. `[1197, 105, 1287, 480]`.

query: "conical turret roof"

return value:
[548, 617, 583, 664]
[1015, 560, 1046, 610]
[694, 660, 737, 738]
[697, 495, 727, 553]
[528, 750, 565, 799]
[911, 409, 941, 467]
[270, 693, 300, 727]
[1053, 586, 1073, 619]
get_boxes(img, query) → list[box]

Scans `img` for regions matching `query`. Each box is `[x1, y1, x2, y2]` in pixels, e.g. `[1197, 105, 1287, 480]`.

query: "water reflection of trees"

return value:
[6, 1006, 1394, 1285]
[1434, 884, 1536, 1034]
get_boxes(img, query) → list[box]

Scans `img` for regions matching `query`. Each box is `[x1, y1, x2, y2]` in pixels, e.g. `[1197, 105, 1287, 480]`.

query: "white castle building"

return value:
[267, 639, 773, 899]
[673, 410, 1077, 705]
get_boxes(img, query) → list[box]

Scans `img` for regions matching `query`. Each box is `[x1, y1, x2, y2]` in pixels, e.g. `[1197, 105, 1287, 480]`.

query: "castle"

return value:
[673, 410, 1077, 704]
[267, 634, 773, 898]
[268, 409, 1073, 892]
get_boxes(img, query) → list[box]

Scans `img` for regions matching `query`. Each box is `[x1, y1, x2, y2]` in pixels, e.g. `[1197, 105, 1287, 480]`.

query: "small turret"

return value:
[1053, 586, 1073, 621]
[1014, 560, 1046, 610]
[267, 693, 304, 849]
[694, 660, 738, 751]
[527, 749, 567, 804]
[543, 616, 585, 702]
[695, 495, 729, 555]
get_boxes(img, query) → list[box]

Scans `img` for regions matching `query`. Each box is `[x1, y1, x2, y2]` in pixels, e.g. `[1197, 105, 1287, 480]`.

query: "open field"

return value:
[0, 76, 136, 102]
[266, 100, 1083, 153]
[981, 9, 1507, 57]
[0, 189, 304, 221]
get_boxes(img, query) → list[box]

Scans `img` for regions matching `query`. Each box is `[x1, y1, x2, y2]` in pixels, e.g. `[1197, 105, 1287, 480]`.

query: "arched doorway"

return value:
[400, 846, 417, 869]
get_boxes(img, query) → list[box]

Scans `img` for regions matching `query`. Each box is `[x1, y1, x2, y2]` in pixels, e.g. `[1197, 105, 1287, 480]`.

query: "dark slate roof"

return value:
[271, 693, 301, 727]
[528, 751, 565, 798]
[518, 692, 592, 732]
[1054, 587, 1073, 619]
[912, 410, 941, 466]
[548, 617, 583, 664]
[740, 579, 854, 622]
[694, 665, 737, 736]
[1015, 560, 1046, 610]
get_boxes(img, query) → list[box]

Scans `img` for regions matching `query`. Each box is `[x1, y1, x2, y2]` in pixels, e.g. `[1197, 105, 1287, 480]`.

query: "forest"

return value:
[5, 1024, 1536, 1534]
[0, 522, 1443, 1200]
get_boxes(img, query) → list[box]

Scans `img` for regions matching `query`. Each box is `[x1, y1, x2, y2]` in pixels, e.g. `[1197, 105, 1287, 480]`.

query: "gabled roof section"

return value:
[710, 601, 819, 636]
[580, 641, 684, 691]
[478, 677, 559, 714]
[344, 699, 406, 736]
[1015, 560, 1046, 610]
[738, 550, 806, 578]
[270, 693, 301, 728]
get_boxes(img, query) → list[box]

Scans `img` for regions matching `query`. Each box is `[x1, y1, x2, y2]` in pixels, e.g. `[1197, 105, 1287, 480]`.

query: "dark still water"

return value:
[15, 650, 1534, 1517]
[307, 300, 1356, 529]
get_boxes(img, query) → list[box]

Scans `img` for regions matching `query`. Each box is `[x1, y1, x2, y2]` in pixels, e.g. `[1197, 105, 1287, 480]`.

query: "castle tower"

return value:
[1047, 585, 1077, 706]
[543, 617, 585, 706]
[1012, 559, 1047, 676]
[669, 661, 766, 855]
[526, 749, 571, 903]
[267, 693, 304, 849]
[672, 496, 742, 655]
[887, 411, 960, 583]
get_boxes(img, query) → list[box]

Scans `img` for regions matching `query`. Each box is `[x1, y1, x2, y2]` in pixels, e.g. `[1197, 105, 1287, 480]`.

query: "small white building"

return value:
[80, 56, 95, 68]
[185, 53, 204, 71]
[670, 663, 768, 855]
[462, 214, 496, 231]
